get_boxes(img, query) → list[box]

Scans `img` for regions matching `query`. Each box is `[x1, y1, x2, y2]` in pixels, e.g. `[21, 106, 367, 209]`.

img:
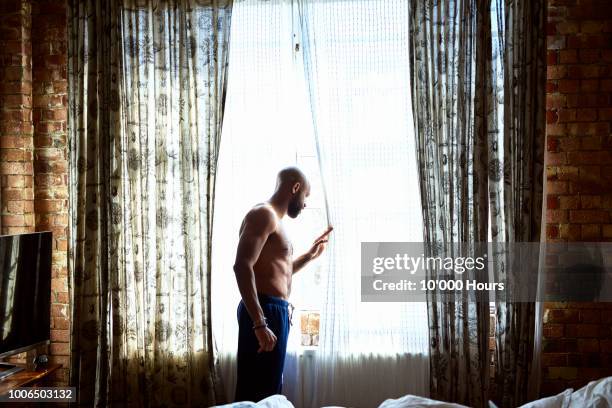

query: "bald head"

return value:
[276, 167, 309, 190]
[274, 167, 310, 218]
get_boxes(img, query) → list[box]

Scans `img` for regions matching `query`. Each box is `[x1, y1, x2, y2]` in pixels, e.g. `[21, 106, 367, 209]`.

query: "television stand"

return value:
[0, 363, 24, 381]
[0, 363, 62, 397]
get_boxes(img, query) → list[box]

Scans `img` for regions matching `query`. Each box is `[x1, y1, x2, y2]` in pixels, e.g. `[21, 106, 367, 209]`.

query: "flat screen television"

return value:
[0, 232, 53, 373]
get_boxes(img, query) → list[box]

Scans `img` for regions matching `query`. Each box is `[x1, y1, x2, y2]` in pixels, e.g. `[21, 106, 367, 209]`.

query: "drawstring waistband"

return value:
[289, 303, 295, 326]
[257, 293, 295, 326]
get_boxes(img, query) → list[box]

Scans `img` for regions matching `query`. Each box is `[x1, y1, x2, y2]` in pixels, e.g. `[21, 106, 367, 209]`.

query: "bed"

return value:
[213, 376, 612, 408]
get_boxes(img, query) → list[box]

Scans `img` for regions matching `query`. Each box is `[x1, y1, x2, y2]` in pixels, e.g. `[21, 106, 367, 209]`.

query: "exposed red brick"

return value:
[560, 49, 578, 63]
[559, 79, 580, 93]
[544, 0, 612, 396]
[577, 339, 600, 353]
[556, 166, 580, 181]
[0, 0, 69, 387]
[544, 324, 566, 338]
[569, 209, 608, 223]
[559, 223, 582, 240]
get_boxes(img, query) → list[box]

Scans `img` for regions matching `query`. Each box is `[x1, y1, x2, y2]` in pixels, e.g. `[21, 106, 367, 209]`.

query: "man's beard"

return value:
[287, 198, 302, 218]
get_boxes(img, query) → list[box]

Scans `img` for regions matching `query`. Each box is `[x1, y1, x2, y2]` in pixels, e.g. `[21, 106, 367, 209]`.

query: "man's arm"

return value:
[292, 226, 333, 275]
[233, 207, 278, 352]
[292, 253, 314, 275]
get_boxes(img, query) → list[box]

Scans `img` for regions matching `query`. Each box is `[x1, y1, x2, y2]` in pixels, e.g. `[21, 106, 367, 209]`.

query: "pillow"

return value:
[518, 389, 572, 408]
[568, 376, 612, 408]
[378, 394, 470, 408]
[213, 395, 295, 408]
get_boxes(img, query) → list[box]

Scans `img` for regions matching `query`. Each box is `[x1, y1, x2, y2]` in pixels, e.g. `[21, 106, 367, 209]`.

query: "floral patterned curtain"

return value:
[489, 0, 546, 407]
[67, 0, 233, 406]
[409, 1, 492, 406]
[409, 1, 546, 407]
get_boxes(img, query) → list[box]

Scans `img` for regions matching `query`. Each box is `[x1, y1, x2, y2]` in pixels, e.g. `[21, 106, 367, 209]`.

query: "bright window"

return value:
[211, 0, 328, 357]
[211, 0, 427, 369]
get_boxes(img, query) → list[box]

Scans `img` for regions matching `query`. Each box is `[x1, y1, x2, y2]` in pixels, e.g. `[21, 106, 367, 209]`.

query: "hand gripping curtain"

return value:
[67, 0, 233, 406]
[409, 1, 492, 407]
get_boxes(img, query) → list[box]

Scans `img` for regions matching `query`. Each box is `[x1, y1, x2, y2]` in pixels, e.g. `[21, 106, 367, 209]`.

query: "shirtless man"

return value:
[233, 167, 333, 402]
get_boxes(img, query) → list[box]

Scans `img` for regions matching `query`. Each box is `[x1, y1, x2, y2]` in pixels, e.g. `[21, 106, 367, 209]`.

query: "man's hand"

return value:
[254, 326, 277, 353]
[307, 226, 333, 260]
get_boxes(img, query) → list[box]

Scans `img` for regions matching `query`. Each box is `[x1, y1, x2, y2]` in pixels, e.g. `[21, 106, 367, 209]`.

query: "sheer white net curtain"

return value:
[212, 1, 429, 407]
[211, 0, 324, 401]
[297, 1, 428, 407]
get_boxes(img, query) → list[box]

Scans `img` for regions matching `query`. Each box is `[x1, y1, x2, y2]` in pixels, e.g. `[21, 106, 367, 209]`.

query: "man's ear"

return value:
[292, 182, 301, 194]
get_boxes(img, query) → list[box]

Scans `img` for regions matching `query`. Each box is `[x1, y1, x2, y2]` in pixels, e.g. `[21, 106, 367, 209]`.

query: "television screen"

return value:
[0, 232, 52, 358]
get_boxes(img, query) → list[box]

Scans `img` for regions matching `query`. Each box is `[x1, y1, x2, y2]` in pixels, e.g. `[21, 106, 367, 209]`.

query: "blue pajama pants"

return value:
[235, 294, 291, 403]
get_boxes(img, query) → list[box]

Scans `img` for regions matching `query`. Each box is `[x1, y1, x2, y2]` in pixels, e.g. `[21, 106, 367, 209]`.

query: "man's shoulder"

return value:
[244, 204, 278, 229]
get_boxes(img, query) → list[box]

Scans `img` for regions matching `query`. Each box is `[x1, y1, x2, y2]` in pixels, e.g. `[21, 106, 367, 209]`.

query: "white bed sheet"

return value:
[215, 376, 612, 408]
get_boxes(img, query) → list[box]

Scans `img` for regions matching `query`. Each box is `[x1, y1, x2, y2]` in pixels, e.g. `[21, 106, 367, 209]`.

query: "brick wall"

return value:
[0, 0, 35, 235]
[544, 0, 612, 396]
[31, 0, 69, 386]
[0, 0, 68, 386]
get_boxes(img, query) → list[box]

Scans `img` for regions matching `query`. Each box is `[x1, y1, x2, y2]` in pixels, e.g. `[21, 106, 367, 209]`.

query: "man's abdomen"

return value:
[253, 259, 292, 300]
